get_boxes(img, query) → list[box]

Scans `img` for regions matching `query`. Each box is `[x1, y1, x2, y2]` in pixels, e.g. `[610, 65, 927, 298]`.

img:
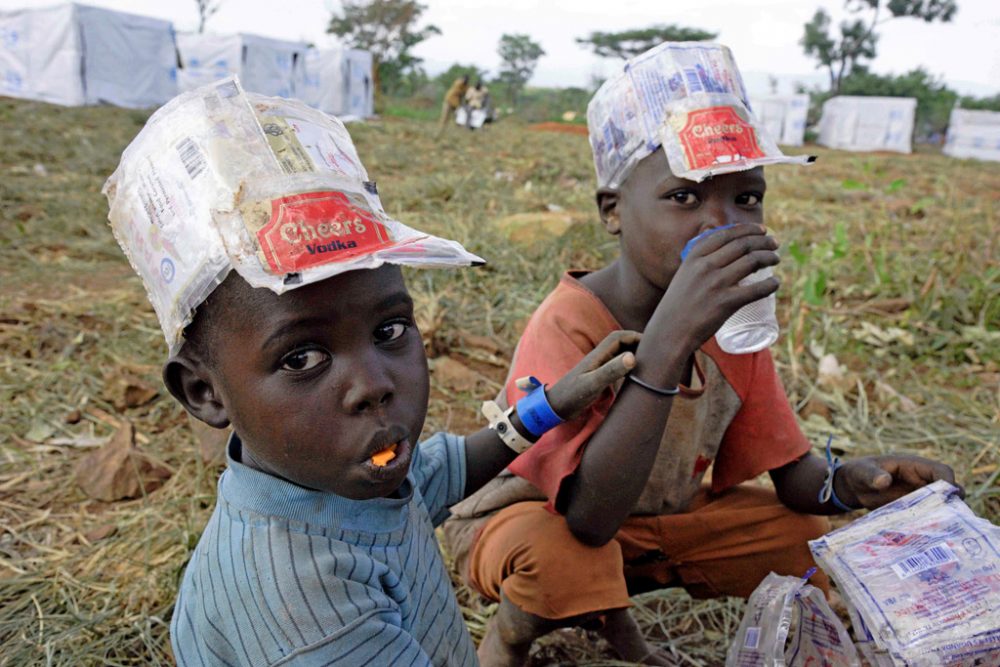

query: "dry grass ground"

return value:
[1, 97, 997, 666]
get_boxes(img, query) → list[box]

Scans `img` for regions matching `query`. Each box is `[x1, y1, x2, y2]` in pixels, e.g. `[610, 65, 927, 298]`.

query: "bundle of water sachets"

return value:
[809, 481, 1000, 666]
[726, 571, 860, 667]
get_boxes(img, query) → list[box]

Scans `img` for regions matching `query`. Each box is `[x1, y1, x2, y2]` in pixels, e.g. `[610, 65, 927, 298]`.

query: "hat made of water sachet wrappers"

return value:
[587, 42, 814, 187]
[103, 77, 483, 355]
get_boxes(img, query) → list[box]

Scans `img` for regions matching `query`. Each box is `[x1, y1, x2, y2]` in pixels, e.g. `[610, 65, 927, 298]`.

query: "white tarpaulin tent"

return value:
[817, 96, 917, 153]
[298, 47, 374, 119]
[749, 94, 809, 146]
[943, 108, 1000, 162]
[176, 32, 307, 98]
[0, 2, 177, 107]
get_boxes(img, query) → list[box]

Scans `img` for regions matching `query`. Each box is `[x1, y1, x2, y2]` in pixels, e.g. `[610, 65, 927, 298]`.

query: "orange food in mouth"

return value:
[370, 443, 398, 467]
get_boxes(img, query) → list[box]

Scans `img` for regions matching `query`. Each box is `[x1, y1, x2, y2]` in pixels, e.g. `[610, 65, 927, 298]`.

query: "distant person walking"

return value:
[438, 75, 469, 135]
[461, 80, 493, 130]
[465, 80, 489, 112]
[466, 80, 491, 116]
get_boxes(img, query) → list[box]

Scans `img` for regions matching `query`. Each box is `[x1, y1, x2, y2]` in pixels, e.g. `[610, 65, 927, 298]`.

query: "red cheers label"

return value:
[677, 106, 765, 170]
[256, 191, 391, 274]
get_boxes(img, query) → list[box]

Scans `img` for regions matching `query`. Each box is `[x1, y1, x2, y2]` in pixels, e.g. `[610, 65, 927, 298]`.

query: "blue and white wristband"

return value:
[515, 377, 565, 438]
[482, 376, 565, 454]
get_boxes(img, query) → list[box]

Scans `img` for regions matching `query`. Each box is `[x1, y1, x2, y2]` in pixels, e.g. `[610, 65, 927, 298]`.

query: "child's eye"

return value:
[280, 348, 328, 372]
[664, 190, 699, 205]
[374, 320, 410, 344]
[736, 192, 764, 207]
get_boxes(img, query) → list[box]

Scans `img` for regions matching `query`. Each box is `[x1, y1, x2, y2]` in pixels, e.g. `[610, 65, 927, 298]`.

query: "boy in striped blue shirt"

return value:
[104, 79, 636, 666]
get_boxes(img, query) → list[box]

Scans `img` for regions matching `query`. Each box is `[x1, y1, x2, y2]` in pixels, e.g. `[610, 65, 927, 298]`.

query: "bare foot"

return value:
[479, 594, 669, 666]
[479, 623, 531, 667]
[479, 592, 558, 667]
[598, 607, 674, 666]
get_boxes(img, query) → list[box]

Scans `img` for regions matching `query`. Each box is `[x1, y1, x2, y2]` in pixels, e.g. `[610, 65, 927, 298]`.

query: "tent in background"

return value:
[0, 2, 177, 108]
[943, 108, 1000, 162]
[817, 96, 917, 153]
[749, 94, 809, 147]
[298, 47, 374, 120]
[176, 32, 307, 98]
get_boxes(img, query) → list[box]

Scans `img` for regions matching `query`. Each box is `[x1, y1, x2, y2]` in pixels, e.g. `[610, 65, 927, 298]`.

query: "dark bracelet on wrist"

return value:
[626, 373, 680, 396]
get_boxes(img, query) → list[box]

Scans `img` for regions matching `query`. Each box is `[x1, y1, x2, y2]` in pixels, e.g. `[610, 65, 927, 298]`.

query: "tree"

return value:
[497, 33, 544, 108]
[801, 0, 957, 93]
[434, 63, 488, 90]
[327, 0, 441, 97]
[576, 25, 717, 60]
[959, 93, 1000, 112]
[194, 0, 222, 33]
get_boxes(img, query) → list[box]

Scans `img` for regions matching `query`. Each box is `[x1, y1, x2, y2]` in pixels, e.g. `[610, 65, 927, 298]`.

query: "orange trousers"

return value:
[465, 485, 831, 620]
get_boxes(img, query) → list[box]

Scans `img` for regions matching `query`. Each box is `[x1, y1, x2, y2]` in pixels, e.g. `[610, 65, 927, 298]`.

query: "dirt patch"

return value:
[529, 121, 589, 136]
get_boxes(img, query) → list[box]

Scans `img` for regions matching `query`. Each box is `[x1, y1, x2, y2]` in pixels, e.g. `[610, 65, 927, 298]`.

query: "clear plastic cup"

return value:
[715, 266, 778, 354]
[680, 225, 779, 355]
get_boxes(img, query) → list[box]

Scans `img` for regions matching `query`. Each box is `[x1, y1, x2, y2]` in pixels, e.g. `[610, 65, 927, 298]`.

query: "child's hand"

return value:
[544, 330, 640, 421]
[464, 332, 639, 500]
[835, 455, 962, 510]
[654, 224, 780, 354]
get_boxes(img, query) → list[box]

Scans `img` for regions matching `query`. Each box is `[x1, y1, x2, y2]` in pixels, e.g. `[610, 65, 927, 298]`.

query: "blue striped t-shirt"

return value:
[171, 432, 477, 666]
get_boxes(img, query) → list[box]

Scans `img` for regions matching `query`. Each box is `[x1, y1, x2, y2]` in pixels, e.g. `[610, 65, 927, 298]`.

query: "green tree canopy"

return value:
[327, 0, 440, 96]
[497, 33, 545, 107]
[959, 93, 1000, 112]
[576, 25, 717, 60]
[801, 0, 957, 93]
[434, 63, 488, 89]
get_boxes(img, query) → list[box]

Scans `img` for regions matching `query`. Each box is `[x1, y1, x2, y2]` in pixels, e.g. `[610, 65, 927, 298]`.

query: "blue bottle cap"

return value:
[680, 223, 739, 261]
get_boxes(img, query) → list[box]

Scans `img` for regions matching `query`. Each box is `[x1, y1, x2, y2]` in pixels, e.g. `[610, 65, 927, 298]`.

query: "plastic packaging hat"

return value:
[587, 42, 814, 187]
[103, 77, 483, 355]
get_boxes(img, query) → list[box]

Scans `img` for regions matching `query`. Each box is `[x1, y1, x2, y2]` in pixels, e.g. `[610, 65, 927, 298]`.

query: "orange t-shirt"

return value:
[505, 272, 812, 515]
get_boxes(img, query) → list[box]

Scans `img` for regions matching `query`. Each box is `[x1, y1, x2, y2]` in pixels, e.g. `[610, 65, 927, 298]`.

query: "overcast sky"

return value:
[2, 0, 998, 96]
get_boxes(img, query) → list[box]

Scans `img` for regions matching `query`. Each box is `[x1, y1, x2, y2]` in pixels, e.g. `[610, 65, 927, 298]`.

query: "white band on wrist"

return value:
[481, 400, 534, 454]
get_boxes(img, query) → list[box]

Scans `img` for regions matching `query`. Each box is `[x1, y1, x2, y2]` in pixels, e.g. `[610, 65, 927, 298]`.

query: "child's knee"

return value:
[482, 504, 624, 586]
[471, 504, 630, 616]
[501, 537, 628, 620]
[525, 531, 624, 590]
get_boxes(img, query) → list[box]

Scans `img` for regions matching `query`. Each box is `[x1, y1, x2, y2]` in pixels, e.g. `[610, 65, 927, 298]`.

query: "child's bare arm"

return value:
[563, 224, 781, 546]
[462, 331, 640, 498]
[770, 452, 961, 514]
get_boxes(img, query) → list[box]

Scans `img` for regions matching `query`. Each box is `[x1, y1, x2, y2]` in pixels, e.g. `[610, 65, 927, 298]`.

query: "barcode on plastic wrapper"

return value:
[743, 626, 760, 649]
[176, 138, 206, 179]
[683, 68, 704, 93]
[891, 543, 957, 579]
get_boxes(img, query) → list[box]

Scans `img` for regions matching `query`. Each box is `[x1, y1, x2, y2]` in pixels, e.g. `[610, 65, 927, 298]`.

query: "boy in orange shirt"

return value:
[443, 43, 959, 666]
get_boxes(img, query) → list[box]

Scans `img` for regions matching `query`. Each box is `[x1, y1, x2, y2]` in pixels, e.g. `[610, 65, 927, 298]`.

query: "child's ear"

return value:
[596, 188, 621, 235]
[163, 356, 230, 429]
